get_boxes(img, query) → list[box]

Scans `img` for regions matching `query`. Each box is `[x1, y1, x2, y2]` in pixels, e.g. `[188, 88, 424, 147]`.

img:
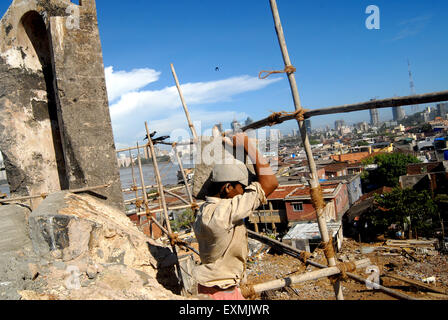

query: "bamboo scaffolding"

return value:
[116, 141, 194, 154]
[240, 90, 448, 132]
[148, 216, 200, 256]
[0, 184, 111, 204]
[122, 185, 191, 199]
[144, 121, 186, 295]
[268, 0, 343, 300]
[247, 230, 418, 300]
[127, 202, 205, 216]
[145, 122, 172, 233]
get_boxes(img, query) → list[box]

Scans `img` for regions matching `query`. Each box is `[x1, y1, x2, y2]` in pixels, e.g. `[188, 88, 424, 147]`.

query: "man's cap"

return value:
[212, 160, 249, 187]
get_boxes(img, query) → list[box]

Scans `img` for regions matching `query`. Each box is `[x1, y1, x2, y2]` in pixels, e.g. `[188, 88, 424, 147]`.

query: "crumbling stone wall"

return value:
[0, 0, 123, 210]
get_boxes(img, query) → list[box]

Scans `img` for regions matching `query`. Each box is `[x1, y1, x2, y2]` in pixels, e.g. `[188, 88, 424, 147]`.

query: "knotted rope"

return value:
[299, 251, 312, 264]
[259, 65, 297, 80]
[135, 199, 143, 209]
[191, 201, 200, 212]
[240, 284, 257, 299]
[267, 109, 307, 126]
[320, 238, 336, 260]
[310, 186, 326, 212]
[329, 262, 357, 284]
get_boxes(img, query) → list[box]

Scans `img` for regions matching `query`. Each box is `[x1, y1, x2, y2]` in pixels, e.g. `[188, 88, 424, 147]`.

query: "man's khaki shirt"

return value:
[192, 182, 267, 289]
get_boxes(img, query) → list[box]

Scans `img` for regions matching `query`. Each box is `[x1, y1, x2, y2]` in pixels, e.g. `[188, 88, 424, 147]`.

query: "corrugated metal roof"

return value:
[283, 221, 342, 240]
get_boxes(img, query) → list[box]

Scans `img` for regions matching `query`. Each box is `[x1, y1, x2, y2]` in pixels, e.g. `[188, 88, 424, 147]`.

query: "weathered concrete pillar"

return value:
[0, 0, 123, 210]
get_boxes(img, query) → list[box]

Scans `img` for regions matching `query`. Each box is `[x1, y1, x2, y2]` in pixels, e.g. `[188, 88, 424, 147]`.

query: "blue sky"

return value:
[1, 0, 447, 148]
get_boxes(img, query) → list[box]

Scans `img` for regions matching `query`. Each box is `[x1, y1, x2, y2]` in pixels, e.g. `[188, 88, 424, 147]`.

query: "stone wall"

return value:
[0, 0, 123, 210]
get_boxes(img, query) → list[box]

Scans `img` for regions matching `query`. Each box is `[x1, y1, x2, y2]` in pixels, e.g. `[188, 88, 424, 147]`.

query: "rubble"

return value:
[0, 191, 186, 300]
[245, 237, 448, 300]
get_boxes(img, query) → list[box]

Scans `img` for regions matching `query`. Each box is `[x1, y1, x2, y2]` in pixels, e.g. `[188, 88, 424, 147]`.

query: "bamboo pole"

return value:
[249, 258, 370, 295]
[239, 90, 448, 132]
[116, 141, 194, 154]
[148, 216, 200, 256]
[136, 143, 149, 208]
[145, 121, 187, 295]
[268, 0, 343, 300]
[170, 64, 199, 141]
[124, 185, 190, 204]
[145, 122, 172, 234]
[126, 202, 205, 216]
[164, 189, 191, 206]
[0, 184, 111, 204]
[129, 150, 141, 215]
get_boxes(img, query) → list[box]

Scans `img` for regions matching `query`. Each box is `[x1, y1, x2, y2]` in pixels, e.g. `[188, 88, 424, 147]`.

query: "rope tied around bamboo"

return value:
[267, 108, 307, 126]
[191, 201, 200, 212]
[259, 65, 297, 80]
[135, 199, 143, 208]
[320, 238, 336, 260]
[310, 186, 326, 213]
[300, 251, 312, 264]
[240, 284, 257, 299]
[329, 262, 357, 284]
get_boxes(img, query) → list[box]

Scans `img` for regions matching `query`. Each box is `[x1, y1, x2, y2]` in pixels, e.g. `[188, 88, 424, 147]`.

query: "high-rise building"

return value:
[334, 120, 345, 131]
[392, 107, 405, 122]
[370, 108, 379, 126]
[305, 119, 312, 134]
[245, 117, 254, 126]
[437, 103, 448, 119]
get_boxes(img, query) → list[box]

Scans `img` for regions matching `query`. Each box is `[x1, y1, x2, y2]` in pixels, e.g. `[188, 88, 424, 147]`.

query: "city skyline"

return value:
[1, 1, 447, 148]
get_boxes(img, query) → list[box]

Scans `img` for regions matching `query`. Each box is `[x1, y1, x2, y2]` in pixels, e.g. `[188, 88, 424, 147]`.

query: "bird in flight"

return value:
[215, 67, 220, 72]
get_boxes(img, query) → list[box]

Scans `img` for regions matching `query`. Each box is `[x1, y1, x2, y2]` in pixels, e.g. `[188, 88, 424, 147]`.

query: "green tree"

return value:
[364, 188, 438, 237]
[362, 153, 420, 188]
[171, 209, 195, 232]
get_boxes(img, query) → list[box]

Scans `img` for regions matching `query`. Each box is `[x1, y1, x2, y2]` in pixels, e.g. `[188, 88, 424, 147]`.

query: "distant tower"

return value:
[245, 117, 254, 126]
[334, 120, 345, 131]
[369, 98, 379, 126]
[370, 109, 379, 126]
[305, 119, 312, 134]
[408, 59, 418, 114]
[392, 92, 405, 122]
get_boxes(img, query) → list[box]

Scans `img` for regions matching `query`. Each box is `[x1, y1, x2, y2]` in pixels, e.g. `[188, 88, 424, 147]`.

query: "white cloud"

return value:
[104, 66, 161, 102]
[105, 66, 281, 146]
[392, 14, 432, 41]
[109, 75, 280, 119]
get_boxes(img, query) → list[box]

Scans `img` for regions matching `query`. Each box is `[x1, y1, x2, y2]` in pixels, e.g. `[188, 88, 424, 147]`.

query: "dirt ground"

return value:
[245, 238, 448, 301]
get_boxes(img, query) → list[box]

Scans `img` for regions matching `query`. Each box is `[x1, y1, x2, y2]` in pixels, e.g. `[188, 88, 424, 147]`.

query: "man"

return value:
[193, 133, 279, 300]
